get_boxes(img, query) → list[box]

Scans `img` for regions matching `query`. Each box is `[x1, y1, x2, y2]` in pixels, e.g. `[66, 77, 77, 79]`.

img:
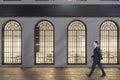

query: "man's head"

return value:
[94, 41, 98, 47]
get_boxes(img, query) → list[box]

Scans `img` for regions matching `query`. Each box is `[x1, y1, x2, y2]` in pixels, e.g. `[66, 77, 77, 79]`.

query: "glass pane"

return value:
[100, 21, 118, 64]
[3, 20, 22, 65]
[68, 21, 86, 64]
[35, 20, 54, 64]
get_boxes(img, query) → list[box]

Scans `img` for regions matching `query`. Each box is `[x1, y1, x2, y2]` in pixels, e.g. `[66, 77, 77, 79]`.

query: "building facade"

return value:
[0, 0, 120, 67]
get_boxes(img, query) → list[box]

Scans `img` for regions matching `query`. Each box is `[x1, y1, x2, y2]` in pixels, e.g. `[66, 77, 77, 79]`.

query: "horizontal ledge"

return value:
[0, 5, 120, 17]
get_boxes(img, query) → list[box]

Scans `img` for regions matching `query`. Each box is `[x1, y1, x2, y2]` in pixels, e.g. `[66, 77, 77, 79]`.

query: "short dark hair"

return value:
[94, 41, 98, 45]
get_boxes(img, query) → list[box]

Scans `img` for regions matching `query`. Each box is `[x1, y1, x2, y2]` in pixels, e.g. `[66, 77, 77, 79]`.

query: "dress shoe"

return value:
[100, 74, 106, 77]
[86, 74, 91, 77]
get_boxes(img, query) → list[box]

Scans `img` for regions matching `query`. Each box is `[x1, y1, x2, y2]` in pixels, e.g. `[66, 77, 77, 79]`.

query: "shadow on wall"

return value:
[23, 33, 33, 66]
[55, 29, 66, 66]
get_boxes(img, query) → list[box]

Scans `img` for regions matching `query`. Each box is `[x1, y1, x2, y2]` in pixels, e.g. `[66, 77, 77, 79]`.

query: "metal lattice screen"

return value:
[35, 20, 54, 64]
[100, 20, 119, 64]
[3, 20, 22, 65]
[67, 20, 87, 64]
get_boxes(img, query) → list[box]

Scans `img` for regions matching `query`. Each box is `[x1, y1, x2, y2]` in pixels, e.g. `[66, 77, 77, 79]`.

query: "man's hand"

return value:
[91, 55, 94, 58]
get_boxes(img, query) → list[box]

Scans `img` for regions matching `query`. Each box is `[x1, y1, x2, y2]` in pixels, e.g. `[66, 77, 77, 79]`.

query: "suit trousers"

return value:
[89, 60, 105, 76]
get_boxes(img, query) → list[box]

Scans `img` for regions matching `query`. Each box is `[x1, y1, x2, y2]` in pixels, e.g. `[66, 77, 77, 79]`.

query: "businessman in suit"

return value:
[86, 41, 106, 77]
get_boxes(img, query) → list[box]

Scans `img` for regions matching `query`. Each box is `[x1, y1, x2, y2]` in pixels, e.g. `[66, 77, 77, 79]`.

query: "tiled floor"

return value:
[0, 68, 119, 80]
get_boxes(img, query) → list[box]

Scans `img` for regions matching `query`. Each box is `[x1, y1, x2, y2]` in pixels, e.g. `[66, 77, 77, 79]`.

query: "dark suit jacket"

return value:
[91, 47, 103, 62]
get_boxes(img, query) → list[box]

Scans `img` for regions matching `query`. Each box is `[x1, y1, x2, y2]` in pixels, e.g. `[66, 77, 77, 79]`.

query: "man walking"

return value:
[87, 41, 106, 77]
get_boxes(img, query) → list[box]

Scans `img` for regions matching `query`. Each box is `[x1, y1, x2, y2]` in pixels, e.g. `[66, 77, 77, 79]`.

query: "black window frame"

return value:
[2, 20, 22, 65]
[67, 20, 87, 65]
[35, 20, 55, 65]
[100, 20, 119, 65]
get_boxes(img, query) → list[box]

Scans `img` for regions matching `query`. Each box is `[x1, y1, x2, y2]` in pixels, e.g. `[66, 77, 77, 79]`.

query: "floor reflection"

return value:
[0, 68, 119, 80]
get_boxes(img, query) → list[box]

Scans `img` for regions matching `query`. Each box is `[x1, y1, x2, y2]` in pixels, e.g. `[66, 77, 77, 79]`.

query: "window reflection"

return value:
[3, 20, 22, 64]
[100, 20, 118, 64]
[35, 20, 54, 64]
[68, 20, 86, 64]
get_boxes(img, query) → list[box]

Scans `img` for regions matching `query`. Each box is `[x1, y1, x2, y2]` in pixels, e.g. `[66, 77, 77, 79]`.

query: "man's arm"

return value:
[98, 48, 103, 60]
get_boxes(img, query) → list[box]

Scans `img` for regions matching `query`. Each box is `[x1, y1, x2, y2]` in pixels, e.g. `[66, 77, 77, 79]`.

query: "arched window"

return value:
[35, 20, 54, 64]
[100, 20, 119, 64]
[2, 20, 22, 65]
[67, 20, 87, 64]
